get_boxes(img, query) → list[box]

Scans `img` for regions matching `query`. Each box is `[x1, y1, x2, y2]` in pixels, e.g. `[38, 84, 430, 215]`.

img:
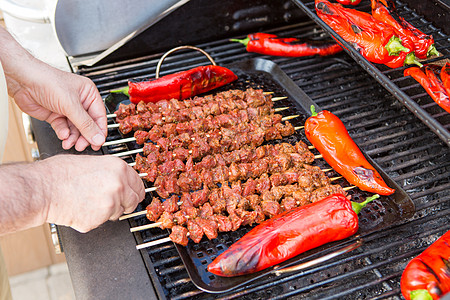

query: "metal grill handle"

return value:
[155, 45, 216, 78]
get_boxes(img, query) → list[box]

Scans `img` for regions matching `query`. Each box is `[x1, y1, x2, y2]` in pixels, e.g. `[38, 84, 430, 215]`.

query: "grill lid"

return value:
[53, 0, 189, 65]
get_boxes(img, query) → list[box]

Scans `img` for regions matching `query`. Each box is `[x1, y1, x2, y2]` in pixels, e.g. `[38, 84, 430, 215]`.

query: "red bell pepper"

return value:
[114, 65, 238, 104]
[400, 230, 450, 300]
[230, 32, 343, 57]
[404, 65, 450, 114]
[442, 62, 450, 95]
[208, 193, 379, 277]
[304, 106, 395, 195]
[370, 0, 439, 60]
[315, 0, 409, 65]
[336, 0, 362, 6]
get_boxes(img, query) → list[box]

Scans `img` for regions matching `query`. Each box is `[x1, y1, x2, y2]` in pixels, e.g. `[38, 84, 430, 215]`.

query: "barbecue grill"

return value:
[25, 0, 450, 299]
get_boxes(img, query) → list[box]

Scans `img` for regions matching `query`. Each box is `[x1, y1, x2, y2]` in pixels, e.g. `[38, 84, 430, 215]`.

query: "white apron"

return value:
[0, 60, 12, 300]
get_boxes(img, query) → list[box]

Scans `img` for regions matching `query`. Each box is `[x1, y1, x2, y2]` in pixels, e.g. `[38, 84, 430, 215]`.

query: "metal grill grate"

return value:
[77, 8, 450, 300]
[292, 0, 450, 146]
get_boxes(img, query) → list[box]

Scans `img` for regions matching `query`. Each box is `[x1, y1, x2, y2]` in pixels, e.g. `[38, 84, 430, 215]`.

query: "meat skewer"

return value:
[145, 154, 316, 199]
[119, 165, 336, 221]
[135, 141, 316, 197]
[106, 94, 288, 119]
[111, 116, 300, 159]
[110, 88, 280, 121]
[131, 175, 343, 233]
[107, 97, 289, 127]
[135, 141, 317, 178]
[110, 88, 275, 132]
[104, 106, 290, 144]
[135, 179, 350, 248]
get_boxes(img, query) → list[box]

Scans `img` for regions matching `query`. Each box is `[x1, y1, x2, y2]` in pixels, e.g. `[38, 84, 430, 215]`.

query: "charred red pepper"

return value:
[400, 230, 450, 300]
[371, 0, 440, 59]
[208, 193, 378, 277]
[230, 32, 343, 57]
[372, 0, 439, 60]
[336, 0, 362, 6]
[315, 0, 410, 66]
[304, 106, 395, 195]
[404, 65, 450, 114]
[114, 65, 238, 104]
[442, 62, 450, 95]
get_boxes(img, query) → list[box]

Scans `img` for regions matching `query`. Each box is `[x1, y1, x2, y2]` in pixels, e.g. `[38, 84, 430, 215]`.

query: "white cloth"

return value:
[0, 60, 8, 162]
[0, 60, 12, 300]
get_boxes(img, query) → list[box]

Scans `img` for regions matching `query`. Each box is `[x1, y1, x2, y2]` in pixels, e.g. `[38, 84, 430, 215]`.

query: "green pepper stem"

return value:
[110, 86, 130, 96]
[310, 105, 318, 117]
[427, 44, 440, 58]
[404, 52, 423, 68]
[230, 37, 250, 47]
[410, 289, 433, 300]
[352, 194, 380, 214]
[385, 36, 409, 56]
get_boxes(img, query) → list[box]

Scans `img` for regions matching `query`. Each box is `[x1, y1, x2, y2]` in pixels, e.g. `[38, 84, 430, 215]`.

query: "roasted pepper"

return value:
[404, 65, 450, 114]
[304, 106, 395, 195]
[315, 0, 410, 67]
[336, 0, 362, 6]
[208, 193, 379, 277]
[400, 230, 450, 300]
[370, 0, 439, 60]
[442, 62, 450, 95]
[113, 65, 238, 104]
[230, 32, 343, 57]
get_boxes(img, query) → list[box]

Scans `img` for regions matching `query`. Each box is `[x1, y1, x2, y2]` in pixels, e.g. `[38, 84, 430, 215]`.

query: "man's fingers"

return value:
[48, 115, 70, 140]
[68, 105, 106, 148]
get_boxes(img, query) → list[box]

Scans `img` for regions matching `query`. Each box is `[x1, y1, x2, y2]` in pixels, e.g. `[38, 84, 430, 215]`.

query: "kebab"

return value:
[113, 117, 297, 161]
[108, 88, 275, 132]
[136, 179, 348, 247]
[133, 162, 346, 242]
[113, 88, 273, 121]
[134, 142, 316, 198]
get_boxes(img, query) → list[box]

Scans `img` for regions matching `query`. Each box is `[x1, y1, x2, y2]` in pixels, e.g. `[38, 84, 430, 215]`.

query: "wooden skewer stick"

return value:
[343, 185, 357, 191]
[271, 96, 287, 101]
[274, 107, 289, 112]
[119, 210, 147, 221]
[137, 237, 172, 249]
[107, 123, 120, 129]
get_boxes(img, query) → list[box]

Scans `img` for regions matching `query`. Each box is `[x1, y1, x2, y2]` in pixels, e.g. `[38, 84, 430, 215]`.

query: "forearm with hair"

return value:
[0, 26, 39, 96]
[0, 161, 48, 235]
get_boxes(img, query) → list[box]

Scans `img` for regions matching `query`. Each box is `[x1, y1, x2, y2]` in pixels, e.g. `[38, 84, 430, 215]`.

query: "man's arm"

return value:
[0, 155, 145, 235]
[0, 161, 47, 234]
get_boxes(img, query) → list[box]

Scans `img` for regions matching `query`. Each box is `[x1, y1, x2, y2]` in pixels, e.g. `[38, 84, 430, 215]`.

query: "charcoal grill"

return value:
[29, 0, 450, 299]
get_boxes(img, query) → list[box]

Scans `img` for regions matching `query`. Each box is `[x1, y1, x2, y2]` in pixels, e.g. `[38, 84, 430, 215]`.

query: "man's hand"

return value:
[1, 27, 107, 151]
[42, 155, 145, 233]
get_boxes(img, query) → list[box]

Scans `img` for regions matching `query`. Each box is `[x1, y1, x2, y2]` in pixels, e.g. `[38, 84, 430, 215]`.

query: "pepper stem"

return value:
[427, 44, 440, 58]
[352, 194, 380, 215]
[410, 289, 433, 300]
[310, 105, 318, 117]
[110, 86, 130, 96]
[404, 52, 423, 68]
[230, 37, 250, 47]
[385, 36, 409, 56]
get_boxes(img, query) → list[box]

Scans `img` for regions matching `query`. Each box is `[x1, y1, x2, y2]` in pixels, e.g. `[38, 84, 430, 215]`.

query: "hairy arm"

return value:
[0, 161, 47, 234]
[0, 155, 145, 236]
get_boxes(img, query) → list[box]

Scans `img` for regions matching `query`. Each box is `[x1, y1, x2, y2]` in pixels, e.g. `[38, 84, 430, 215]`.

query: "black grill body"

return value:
[31, 0, 450, 299]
